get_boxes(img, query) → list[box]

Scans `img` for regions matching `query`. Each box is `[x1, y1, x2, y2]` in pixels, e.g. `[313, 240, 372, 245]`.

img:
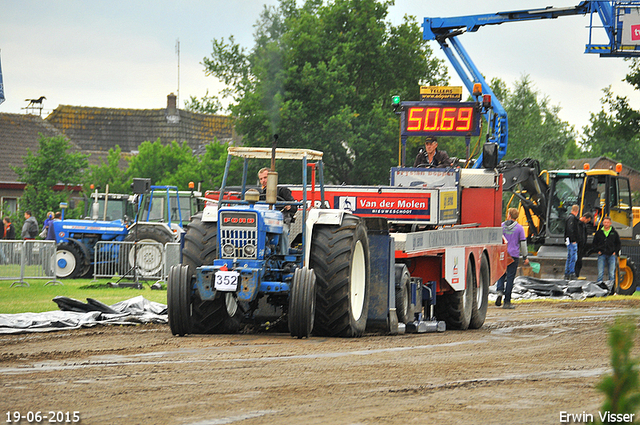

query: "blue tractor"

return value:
[53, 186, 202, 279]
[53, 192, 132, 278]
[168, 146, 371, 338]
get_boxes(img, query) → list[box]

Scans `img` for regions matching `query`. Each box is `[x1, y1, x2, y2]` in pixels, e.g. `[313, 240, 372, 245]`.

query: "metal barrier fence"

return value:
[92, 241, 181, 283]
[0, 240, 60, 287]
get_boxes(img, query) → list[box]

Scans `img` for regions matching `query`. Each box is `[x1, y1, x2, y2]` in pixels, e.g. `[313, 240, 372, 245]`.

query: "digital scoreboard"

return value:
[400, 101, 481, 137]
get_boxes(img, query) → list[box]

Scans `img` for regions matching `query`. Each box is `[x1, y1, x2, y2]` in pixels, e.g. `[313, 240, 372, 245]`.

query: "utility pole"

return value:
[175, 38, 180, 107]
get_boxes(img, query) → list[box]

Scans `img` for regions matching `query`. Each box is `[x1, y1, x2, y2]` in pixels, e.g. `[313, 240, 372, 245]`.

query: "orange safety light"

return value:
[472, 83, 482, 97]
[583, 163, 590, 171]
[188, 181, 195, 189]
[90, 184, 95, 189]
[616, 163, 623, 173]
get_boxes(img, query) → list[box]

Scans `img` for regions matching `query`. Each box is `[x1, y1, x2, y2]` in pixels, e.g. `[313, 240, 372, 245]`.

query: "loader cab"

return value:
[581, 171, 633, 238]
[545, 170, 634, 244]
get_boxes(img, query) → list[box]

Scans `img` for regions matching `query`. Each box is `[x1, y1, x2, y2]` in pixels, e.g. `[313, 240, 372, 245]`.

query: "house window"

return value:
[1, 197, 17, 214]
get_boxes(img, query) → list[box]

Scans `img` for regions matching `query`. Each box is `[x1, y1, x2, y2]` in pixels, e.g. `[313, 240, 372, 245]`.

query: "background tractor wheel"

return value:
[469, 254, 490, 329]
[124, 225, 173, 277]
[434, 255, 474, 330]
[394, 264, 412, 324]
[288, 267, 316, 338]
[167, 264, 193, 336]
[180, 212, 242, 334]
[617, 259, 638, 295]
[55, 243, 86, 279]
[310, 214, 370, 337]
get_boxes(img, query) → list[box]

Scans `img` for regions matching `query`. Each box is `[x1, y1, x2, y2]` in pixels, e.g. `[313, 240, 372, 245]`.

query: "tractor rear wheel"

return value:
[55, 243, 86, 279]
[310, 214, 370, 337]
[168, 264, 193, 336]
[435, 256, 474, 330]
[617, 259, 638, 295]
[394, 264, 412, 324]
[469, 254, 490, 329]
[182, 212, 218, 269]
[181, 212, 242, 334]
[288, 267, 316, 338]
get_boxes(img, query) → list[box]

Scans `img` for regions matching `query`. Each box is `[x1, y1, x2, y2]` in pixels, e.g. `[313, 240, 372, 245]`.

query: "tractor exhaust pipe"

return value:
[266, 134, 279, 205]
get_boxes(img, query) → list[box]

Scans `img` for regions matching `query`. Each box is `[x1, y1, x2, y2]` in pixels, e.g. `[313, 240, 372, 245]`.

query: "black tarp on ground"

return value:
[490, 277, 615, 301]
[0, 295, 167, 334]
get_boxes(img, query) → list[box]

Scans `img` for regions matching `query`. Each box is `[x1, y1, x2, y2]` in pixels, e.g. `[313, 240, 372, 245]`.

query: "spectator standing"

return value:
[1, 217, 14, 264]
[496, 208, 529, 309]
[41, 211, 54, 239]
[21, 211, 38, 240]
[564, 204, 580, 280]
[575, 212, 592, 278]
[3, 217, 15, 240]
[592, 216, 621, 282]
[46, 212, 61, 241]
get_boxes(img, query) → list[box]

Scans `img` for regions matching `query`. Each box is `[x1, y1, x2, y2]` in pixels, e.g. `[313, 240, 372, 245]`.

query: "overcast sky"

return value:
[1, 0, 637, 134]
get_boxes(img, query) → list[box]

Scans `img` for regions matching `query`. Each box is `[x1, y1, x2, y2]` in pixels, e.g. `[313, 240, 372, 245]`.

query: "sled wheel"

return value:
[394, 264, 412, 324]
[469, 254, 490, 329]
[435, 255, 474, 330]
[288, 267, 317, 338]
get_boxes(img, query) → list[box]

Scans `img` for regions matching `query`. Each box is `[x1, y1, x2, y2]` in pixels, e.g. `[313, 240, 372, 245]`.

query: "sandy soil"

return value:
[2, 299, 639, 425]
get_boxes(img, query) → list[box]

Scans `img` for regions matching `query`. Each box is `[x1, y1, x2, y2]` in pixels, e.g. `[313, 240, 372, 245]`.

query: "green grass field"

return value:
[0, 277, 168, 314]
[0, 274, 637, 315]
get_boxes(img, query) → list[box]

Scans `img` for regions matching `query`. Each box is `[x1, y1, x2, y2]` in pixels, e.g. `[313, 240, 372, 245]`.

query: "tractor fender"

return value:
[201, 204, 218, 223]
[303, 209, 347, 268]
[128, 222, 176, 241]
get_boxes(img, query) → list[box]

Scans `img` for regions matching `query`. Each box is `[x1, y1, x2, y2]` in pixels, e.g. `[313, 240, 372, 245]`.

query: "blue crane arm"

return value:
[422, 1, 639, 168]
[424, 2, 592, 40]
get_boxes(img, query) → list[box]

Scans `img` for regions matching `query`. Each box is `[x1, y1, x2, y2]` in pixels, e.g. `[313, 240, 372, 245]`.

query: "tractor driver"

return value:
[258, 168, 298, 251]
[413, 136, 452, 168]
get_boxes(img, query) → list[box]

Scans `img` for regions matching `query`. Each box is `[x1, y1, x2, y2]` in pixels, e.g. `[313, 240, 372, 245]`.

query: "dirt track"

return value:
[2, 299, 639, 425]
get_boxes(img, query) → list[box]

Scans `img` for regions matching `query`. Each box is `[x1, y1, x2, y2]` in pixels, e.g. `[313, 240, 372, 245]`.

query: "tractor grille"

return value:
[219, 211, 258, 259]
[220, 229, 258, 259]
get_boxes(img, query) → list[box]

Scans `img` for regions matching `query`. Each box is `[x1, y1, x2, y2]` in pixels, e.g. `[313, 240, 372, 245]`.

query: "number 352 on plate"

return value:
[215, 270, 239, 291]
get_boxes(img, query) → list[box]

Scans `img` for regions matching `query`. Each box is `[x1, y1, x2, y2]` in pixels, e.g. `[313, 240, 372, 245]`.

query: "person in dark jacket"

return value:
[413, 136, 452, 168]
[575, 212, 592, 277]
[258, 168, 298, 252]
[495, 208, 529, 309]
[564, 204, 580, 280]
[46, 212, 61, 241]
[3, 217, 15, 240]
[21, 211, 38, 240]
[1, 217, 14, 264]
[592, 216, 621, 282]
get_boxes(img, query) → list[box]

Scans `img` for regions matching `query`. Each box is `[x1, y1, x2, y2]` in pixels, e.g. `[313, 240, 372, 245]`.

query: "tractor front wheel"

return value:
[167, 264, 193, 336]
[288, 267, 316, 338]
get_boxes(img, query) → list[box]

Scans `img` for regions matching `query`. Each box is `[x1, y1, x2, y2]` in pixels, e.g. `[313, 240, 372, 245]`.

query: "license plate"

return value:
[214, 270, 239, 292]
